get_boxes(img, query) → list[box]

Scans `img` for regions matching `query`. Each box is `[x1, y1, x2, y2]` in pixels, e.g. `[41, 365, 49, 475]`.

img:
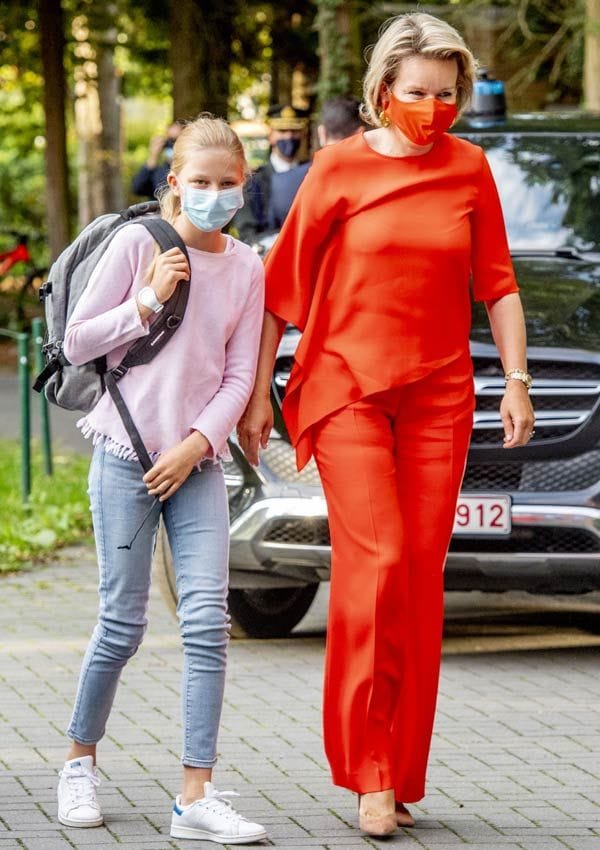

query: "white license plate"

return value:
[453, 494, 511, 535]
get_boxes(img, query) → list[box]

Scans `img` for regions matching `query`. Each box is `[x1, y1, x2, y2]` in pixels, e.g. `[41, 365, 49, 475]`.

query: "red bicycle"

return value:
[0, 232, 46, 327]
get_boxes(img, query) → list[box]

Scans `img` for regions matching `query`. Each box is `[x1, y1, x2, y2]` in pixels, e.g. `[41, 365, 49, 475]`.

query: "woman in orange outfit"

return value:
[238, 11, 535, 837]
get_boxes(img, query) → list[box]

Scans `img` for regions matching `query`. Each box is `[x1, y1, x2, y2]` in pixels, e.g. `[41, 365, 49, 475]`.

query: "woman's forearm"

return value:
[485, 292, 528, 373]
[251, 310, 287, 400]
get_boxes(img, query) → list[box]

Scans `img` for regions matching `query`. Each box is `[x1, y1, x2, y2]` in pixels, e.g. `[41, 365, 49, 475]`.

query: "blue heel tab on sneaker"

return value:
[173, 802, 183, 815]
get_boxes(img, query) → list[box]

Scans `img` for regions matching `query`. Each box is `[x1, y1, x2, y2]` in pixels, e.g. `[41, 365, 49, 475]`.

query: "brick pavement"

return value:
[0, 545, 598, 850]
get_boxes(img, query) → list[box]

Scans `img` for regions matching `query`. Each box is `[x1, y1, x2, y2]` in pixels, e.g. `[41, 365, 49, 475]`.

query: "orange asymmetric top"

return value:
[264, 131, 519, 470]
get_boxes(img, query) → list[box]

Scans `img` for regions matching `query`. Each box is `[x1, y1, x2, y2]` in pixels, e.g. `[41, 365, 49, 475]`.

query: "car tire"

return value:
[227, 585, 320, 638]
[152, 520, 319, 638]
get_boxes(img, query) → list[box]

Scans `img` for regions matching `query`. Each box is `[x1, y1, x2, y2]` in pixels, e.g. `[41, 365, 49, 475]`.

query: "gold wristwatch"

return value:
[504, 368, 533, 390]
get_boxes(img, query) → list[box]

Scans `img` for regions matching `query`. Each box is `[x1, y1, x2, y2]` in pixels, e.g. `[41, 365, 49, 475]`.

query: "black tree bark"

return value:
[170, 0, 233, 120]
[39, 0, 71, 259]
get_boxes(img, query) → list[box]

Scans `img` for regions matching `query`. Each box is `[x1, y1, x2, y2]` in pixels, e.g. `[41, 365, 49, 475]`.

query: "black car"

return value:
[154, 113, 600, 637]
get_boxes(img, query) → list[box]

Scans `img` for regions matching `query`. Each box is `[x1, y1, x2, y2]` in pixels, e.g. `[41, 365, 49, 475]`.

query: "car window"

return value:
[465, 134, 600, 254]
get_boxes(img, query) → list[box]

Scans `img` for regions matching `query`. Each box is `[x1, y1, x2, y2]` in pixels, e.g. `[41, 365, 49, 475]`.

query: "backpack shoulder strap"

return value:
[137, 216, 189, 258]
[104, 217, 192, 472]
[116, 218, 191, 371]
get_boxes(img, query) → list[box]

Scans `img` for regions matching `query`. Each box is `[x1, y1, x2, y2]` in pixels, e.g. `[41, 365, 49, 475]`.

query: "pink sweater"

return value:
[64, 224, 265, 462]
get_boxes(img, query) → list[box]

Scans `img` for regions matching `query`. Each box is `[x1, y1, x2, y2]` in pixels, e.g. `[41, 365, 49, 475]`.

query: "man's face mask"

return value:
[275, 137, 301, 159]
[182, 184, 244, 232]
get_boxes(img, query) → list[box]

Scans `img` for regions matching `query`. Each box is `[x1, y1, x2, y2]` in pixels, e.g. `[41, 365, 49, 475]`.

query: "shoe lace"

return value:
[204, 787, 248, 823]
[62, 768, 101, 806]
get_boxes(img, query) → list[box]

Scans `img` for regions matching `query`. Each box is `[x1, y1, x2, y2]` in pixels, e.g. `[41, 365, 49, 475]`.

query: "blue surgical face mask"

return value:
[182, 184, 244, 232]
[275, 137, 301, 159]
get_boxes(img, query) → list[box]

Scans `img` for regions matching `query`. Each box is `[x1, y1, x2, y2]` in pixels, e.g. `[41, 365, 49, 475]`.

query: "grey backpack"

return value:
[33, 201, 190, 472]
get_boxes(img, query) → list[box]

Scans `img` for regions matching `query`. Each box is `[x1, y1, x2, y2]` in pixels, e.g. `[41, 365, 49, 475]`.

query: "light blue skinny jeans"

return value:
[67, 444, 230, 768]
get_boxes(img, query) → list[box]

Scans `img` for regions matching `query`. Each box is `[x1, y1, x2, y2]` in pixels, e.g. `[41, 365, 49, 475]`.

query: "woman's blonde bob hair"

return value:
[361, 12, 478, 127]
[157, 114, 249, 224]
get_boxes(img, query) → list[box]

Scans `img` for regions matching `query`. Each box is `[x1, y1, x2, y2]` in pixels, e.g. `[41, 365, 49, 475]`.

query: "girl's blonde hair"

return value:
[361, 12, 478, 127]
[157, 114, 250, 224]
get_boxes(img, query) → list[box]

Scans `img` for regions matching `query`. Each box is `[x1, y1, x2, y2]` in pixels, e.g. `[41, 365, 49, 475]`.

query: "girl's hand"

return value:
[237, 395, 273, 466]
[501, 382, 535, 448]
[143, 432, 210, 501]
[150, 247, 190, 304]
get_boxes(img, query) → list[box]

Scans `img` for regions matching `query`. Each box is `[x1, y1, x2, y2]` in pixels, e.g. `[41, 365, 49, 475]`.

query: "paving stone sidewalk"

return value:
[0, 546, 598, 850]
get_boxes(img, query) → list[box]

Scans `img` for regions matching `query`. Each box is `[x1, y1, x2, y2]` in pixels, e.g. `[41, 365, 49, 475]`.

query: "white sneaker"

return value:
[57, 755, 103, 828]
[170, 781, 267, 844]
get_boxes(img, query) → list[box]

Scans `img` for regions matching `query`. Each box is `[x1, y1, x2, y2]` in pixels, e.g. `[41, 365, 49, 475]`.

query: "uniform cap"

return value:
[267, 104, 310, 130]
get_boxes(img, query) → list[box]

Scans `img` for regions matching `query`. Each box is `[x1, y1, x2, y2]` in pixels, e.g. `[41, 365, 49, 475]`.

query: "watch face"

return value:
[139, 287, 160, 310]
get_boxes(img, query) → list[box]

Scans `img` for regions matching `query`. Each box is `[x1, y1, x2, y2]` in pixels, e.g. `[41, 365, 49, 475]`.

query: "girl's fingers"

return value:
[160, 482, 180, 501]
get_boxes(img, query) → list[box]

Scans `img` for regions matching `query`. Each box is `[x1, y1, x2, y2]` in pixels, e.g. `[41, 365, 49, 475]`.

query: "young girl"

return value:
[57, 116, 267, 844]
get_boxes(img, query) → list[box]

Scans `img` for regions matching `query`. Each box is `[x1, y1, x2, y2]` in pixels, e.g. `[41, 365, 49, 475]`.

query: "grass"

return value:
[0, 440, 92, 573]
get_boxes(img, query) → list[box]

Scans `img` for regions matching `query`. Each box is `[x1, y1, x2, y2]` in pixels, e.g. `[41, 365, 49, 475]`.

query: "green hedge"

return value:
[0, 440, 92, 573]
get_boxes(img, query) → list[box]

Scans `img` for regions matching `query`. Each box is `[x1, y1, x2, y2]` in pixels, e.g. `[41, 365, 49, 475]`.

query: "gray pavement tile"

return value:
[411, 846, 524, 850]
[2, 548, 600, 850]
[56, 826, 118, 844]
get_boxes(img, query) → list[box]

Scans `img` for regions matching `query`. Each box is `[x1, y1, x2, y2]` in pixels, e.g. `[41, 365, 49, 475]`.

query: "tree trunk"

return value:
[315, 0, 358, 104]
[584, 0, 600, 113]
[73, 4, 124, 228]
[94, 6, 125, 211]
[170, 0, 233, 121]
[39, 0, 71, 260]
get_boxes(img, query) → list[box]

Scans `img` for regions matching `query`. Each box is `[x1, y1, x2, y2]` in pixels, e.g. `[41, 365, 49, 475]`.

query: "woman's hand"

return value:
[501, 381, 535, 448]
[150, 247, 190, 304]
[237, 395, 273, 466]
[143, 432, 210, 501]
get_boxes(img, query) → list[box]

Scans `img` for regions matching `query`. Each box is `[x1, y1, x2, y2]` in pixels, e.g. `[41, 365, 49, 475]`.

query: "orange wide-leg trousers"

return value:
[311, 361, 474, 802]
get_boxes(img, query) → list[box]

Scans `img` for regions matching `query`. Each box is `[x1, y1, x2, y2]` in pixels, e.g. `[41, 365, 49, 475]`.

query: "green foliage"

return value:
[315, 0, 352, 103]
[0, 440, 92, 573]
[449, 0, 585, 106]
[0, 6, 47, 262]
[114, 0, 172, 101]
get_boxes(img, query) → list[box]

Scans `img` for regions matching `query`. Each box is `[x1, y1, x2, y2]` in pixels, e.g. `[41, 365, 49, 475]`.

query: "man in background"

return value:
[131, 120, 184, 200]
[232, 104, 310, 244]
[317, 96, 366, 147]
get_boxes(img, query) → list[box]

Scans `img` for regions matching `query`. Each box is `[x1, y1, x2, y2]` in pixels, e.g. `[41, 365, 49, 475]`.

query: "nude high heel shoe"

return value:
[357, 789, 397, 836]
[395, 801, 415, 827]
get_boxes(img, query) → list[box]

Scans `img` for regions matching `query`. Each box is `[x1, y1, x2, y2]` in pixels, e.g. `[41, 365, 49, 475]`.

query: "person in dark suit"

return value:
[232, 105, 310, 244]
[131, 121, 184, 200]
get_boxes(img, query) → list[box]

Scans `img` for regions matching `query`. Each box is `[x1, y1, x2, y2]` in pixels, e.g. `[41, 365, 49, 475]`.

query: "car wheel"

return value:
[227, 585, 319, 638]
[152, 520, 320, 638]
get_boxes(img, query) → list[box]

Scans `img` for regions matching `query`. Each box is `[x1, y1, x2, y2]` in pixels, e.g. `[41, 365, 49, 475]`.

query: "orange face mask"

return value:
[384, 92, 457, 146]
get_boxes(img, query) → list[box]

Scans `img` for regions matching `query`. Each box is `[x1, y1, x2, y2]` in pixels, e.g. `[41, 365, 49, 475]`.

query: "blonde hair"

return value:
[157, 114, 250, 224]
[361, 12, 478, 127]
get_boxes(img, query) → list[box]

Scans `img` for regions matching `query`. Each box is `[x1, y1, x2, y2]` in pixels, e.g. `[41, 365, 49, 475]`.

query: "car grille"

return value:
[260, 440, 321, 486]
[265, 517, 330, 546]
[270, 352, 600, 493]
[449, 527, 600, 554]
[464, 450, 600, 492]
[471, 355, 600, 445]
[264, 519, 600, 554]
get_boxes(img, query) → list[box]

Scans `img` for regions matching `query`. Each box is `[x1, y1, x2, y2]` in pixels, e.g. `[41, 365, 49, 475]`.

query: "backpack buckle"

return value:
[39, 281, 52, 302]
[110, 364, 130, 380]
